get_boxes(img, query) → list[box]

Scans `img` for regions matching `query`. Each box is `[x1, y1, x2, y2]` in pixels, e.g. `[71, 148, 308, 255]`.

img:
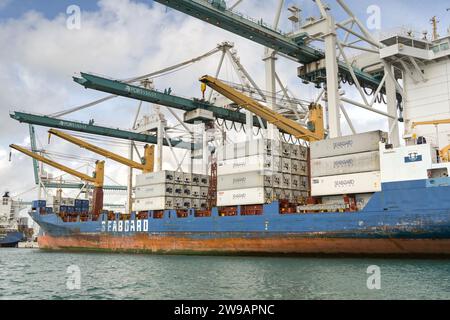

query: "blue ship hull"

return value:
[0, 231, 25, 248]
[32, 179, 450, 256]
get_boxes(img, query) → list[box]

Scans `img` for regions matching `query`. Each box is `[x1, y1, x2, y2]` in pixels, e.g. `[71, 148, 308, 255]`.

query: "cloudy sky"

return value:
[0, 0, 449, 204]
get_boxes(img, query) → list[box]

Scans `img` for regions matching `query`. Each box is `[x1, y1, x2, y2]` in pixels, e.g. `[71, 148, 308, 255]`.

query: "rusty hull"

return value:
[38, 233, 450, 256]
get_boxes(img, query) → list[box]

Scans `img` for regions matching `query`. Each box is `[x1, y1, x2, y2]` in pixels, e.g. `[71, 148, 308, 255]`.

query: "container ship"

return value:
[22, 131, 450, 256]
[7, 1, 450, 256]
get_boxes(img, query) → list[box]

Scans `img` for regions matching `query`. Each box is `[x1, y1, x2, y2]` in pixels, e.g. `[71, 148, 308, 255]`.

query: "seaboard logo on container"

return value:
[101, 220, 148, 233]
[333, 140, 353, 150]
[333, 159, 354, 168]
[334, 179, 356, 188]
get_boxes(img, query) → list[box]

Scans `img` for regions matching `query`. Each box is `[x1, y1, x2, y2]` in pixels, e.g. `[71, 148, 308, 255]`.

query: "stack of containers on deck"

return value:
[32, 200, 46, 214]
[47, 197, 77, 214]
[74, 199, 90, 214]
[216, 138, 309, 206]
[310, 131, 387, 198]
[134, 170, 210, 211]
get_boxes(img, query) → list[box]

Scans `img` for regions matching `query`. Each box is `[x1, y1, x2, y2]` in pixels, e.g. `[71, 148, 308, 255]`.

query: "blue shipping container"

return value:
[32, 200, 46, 208]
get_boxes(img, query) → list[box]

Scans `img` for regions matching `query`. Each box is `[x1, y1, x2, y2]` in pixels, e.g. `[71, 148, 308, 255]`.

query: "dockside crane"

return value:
[48, 129, 155, 173]
[199, 75, 325, 142]
[9, 144, 105, 215]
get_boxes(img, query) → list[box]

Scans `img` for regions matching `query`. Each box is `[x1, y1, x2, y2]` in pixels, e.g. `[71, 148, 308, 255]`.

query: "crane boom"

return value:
[10, 144, 106, 215]
[48, 129, 154, 173]
[412, 119, 450, 128]
[199, 75, 324, 142]
[10, 144, 105, 186]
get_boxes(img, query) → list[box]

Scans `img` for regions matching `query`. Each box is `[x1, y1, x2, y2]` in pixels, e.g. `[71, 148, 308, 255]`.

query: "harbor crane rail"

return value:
[199, 75, 324, 142]
[48, 129, 155, 173]
[9, 144, 105, 215]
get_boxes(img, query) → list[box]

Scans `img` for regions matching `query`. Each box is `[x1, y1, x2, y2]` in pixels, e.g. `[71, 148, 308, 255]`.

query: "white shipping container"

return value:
[311, 151, 380, 177]
[174, 171, 184, 184]
[282, 174, 291, 189]
[174, 197, 183, 209]
[192, 199, 201, 209]
[191, 186, 201, 198]
[136, 171, 174, 187]
[200, 187, 209, 198]
[281, 158, 291, 173]
[199, 175, 210, 187]
[217, 188, 267, 206]
[311, 171, 381, 196]
[174, 184, 184, 197]
[310, 131, 387, 159]
[183, 185, 192, 197]
[217, 171, 271, 191]
[133, 197, 173, 211]
[217, 155, 275, 175]
[183, 173, 192, 184]
[282, 142, 292, 157]
[291, 160, 308, 175]
[217, 139, 282, 161]
[291, 144, 308, 160]
[272, 173, 282, 188]
[291, 175, 300, 190]
[182, 198, 192, 209]
[273, 188, 283, 199]
[135, 184, 173, 198]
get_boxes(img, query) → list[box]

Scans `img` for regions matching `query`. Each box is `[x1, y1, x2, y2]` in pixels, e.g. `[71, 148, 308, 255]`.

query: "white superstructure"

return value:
[0, 192, 25, 231]
[380, 34, 450, 149]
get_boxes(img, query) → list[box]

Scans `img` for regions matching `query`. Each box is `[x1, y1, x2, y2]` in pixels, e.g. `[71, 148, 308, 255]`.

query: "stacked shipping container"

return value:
[216, 139, 309, 206]
[310, 131, 387, 197]
[134, 170, 210, 211]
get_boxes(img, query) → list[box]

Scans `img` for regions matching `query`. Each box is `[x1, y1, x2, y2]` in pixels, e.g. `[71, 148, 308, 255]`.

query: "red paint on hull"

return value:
[37, 234, 450, 256]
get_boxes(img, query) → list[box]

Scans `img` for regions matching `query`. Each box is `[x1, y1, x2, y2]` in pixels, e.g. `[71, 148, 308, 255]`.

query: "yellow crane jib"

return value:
[412, 119, 450, 128]
[411, 118, 450, 162]
[48, 129, 155, 173]
[199, 75, 324, 142]
[9, 144, 104, 187]
[9, 144, 105, 215]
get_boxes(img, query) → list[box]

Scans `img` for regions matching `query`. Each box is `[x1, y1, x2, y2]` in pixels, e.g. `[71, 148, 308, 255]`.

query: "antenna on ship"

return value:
[430, 16, 439, 40]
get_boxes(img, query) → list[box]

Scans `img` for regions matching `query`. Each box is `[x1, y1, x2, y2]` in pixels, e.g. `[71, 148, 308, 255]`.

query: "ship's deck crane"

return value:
[48, 129, 155, 173]
[9, 144, 105, 215]
[412, 119, 450, 162]
[199, 75, 324, 142]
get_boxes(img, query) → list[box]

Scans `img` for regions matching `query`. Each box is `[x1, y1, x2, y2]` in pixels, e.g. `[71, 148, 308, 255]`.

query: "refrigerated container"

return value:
[135, 184, 174, 198]
[217, 188, 267, 206]
[311, 171, 381, 196]
[217, 171, 272, 191]
[310, 131, 387, 159]
[311, 151, 380, 177]
[136, 170, 174, 186]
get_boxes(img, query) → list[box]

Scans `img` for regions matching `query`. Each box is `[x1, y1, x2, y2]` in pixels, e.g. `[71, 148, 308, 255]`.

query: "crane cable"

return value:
[49, 47, 221, 118]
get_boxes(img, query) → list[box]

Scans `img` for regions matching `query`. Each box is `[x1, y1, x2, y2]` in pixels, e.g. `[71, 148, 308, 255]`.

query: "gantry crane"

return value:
[9, 144, 105, 215]
[412, 119, 450, 162]
[199, 75, 325, 142]
[48, 129, 155, 173]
